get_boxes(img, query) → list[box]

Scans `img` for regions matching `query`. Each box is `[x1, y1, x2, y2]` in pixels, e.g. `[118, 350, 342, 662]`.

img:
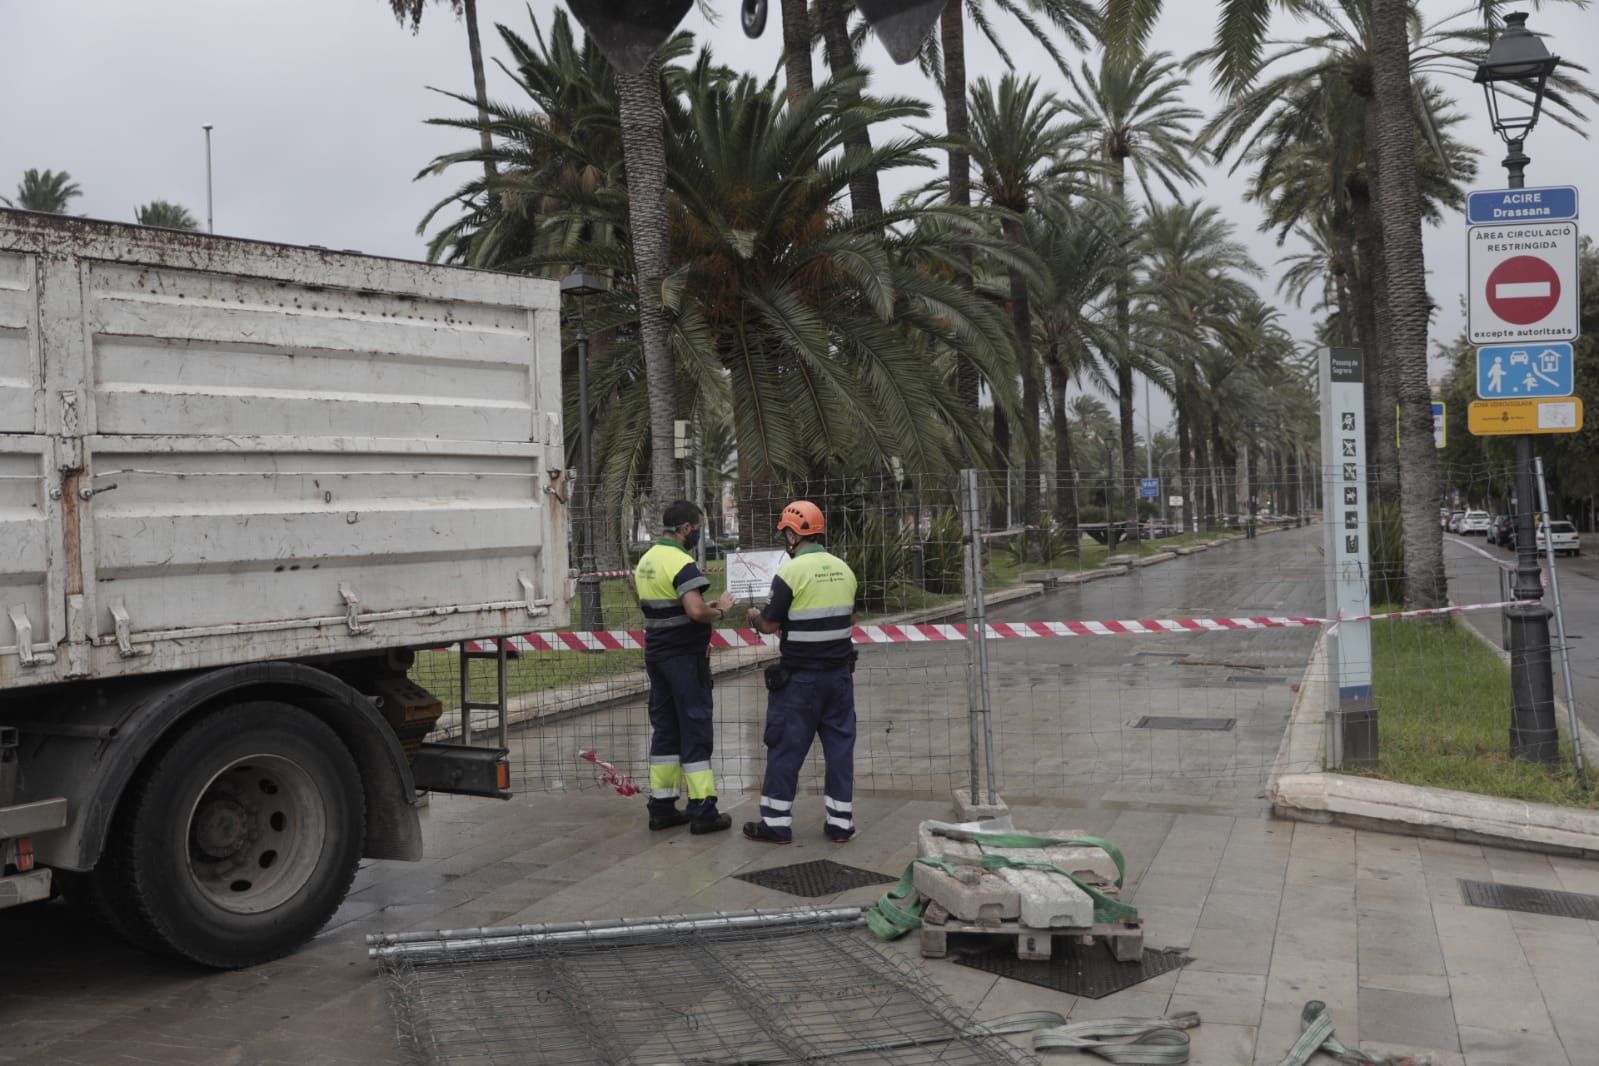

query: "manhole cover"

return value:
[1133, 716, 1235, 732]
[734, 859, 898, 898]
[953, 938, 1189, 999]
[1459, 879, 1599, 921]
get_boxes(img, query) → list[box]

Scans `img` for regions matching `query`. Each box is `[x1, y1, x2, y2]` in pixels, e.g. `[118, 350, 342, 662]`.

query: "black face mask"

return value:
[683, 527, 702, 551]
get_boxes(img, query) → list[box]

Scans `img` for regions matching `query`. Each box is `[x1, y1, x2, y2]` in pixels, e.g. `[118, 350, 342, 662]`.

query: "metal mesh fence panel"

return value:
[406, 457, 1592, 809]
[375, 918, 1034, 1066]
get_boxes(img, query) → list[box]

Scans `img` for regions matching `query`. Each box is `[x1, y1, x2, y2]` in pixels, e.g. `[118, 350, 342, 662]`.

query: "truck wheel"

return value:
[105, 701, 365, 968]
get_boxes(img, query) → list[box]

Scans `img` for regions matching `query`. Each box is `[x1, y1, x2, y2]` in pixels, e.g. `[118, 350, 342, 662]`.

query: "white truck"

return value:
[0, 211, 568, 967]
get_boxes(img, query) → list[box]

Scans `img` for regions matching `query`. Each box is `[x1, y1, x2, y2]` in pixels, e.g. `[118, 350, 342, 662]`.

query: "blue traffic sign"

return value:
[1138, 478, 1159, 498]
[1467, 186, 1578, 225]
[1477, 343, 1574, 399]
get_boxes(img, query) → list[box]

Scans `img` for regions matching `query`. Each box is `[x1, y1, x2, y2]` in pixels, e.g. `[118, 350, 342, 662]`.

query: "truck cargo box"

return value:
[0, 212, 569, 691]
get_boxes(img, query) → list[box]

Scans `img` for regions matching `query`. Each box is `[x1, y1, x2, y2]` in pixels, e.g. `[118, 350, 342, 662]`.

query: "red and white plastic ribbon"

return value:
[578, 748, 641, 796]
[457, 599, 1531, 654]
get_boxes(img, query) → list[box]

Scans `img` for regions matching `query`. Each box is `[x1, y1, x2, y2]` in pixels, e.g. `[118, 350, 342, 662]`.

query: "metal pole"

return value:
[694, 424, 706, 568]
[962, 470, 999, 805]
[1500, 156, 1557, 764]
[575, 314, 603, 632]
[202, 124, 214, 234]
[1535, 457, 1584, 782]
[960, 471, 981, 801]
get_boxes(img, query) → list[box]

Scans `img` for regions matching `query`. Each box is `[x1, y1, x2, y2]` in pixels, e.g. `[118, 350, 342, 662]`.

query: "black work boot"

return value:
[690, 812, 732, 835]
[649, 807, 691, 831]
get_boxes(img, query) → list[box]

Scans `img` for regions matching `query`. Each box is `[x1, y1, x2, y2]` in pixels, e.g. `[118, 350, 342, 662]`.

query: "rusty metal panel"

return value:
[0, 212, 568, 690]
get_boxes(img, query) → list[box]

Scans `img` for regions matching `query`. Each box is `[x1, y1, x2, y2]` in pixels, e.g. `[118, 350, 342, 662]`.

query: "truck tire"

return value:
[102, 701, 366, 968]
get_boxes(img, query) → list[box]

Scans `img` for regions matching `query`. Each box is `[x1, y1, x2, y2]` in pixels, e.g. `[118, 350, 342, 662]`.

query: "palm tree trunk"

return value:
[1110, 172, 1137, 540]
[1191, 403, 1211, 530]
[941, 2, 979, 411]
[990, 407, 1011, 530]
[1370, 0, 1444, 609]
[462, 0, 497, 191]
[1350, 177, 1400, 501]
[617, 58, 679, 511]
[781, 0, 814, 103]
[1050, 358, 1080, 551]
[819, 0, 884, 220]
[1003, 218, 1041, 541]
[1176, 391, 1193, 535]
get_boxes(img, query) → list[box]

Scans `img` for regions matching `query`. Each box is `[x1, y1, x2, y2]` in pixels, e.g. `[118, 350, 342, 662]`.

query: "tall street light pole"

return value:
[202, 124, 214, 234]
[1475, 11, 1562, 763]
[561, 266, 608, 632]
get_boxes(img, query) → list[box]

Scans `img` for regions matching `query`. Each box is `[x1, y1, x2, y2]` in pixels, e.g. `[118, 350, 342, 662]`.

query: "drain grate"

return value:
[1134, 716, 1235, 732]
[1459, 879, 1599, 921]
[953, 938, 1189, 999]
[1226, 674, 1287, 684]
[735, 859, 899, 898]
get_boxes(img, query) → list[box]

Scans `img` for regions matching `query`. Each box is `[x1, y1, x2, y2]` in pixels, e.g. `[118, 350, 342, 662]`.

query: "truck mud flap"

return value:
[410, 743, 512, 800]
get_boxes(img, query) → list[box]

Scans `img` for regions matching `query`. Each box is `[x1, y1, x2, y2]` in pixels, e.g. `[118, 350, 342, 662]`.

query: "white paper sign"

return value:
[726, 550, 787, 603]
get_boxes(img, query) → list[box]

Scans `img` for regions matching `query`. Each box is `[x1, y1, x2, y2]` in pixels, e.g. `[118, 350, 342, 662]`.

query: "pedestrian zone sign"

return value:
[1477, 343, 1574, 399]
[1139, 478, 1159, 498]
[1467, 221, 1579, 344]
[1468, 397, 1584, 436]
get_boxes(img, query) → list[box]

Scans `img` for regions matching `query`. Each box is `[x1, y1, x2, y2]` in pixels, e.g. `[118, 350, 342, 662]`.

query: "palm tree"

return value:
[966, 74, 1076, 537]
[1063, 50, 1199, 537]
[817, 0, 884, 219]
[1136, 202, 1260, 531]
[3, 169, 81, 213]
[1028, 200, 1120, 544]
[134, 201, 200, 231]
[384, 0, 496, 192]
[780, 0, 814, 102]
[931, 0, 1098, 410]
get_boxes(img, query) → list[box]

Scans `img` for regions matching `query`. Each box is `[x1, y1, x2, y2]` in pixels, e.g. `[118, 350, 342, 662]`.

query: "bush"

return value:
[919, 509, 965, 596]
[833, 508, 907, 613]
[1368, 501, 1406, 605]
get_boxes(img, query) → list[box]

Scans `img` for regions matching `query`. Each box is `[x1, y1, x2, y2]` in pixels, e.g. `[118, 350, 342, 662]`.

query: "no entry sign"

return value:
[1467, 220, 1578, 344]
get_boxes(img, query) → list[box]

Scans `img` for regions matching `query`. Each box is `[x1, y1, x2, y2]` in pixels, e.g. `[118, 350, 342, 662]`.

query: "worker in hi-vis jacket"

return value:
[634, 500, 734, 834]
[742, 500, 860, 844]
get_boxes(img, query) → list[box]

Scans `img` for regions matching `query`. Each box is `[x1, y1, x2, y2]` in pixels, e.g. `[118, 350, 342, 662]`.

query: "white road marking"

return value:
[1445, 534, 1509, 567]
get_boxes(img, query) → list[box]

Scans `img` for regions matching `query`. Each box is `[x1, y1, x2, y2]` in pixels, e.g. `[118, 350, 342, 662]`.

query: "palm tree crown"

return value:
[5, 169, 82, 214]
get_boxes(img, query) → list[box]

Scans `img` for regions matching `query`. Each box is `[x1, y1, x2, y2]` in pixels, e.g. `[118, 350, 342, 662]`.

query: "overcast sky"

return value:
[4, 0, 1594, 434]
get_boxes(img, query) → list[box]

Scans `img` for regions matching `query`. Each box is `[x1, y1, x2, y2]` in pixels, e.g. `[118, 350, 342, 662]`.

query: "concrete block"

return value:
[1105, 553, 1136, 566]
[1017, 928, 1053, 960]
[997, 866, 1094, 928]
[1134, 551, 1178, 567]
[953, 788, 1009, 823]
[920, 925, 948, 958]
[914, 861, 1019, 923]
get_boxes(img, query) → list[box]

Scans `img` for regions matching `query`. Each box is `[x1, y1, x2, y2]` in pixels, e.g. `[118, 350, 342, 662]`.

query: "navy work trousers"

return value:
[645, 654, 718, 818]
[756, 667, 855, 841]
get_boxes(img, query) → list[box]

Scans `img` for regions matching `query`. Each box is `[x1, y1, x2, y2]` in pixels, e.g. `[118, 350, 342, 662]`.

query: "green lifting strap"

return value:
[1032, 1011, 1201, 1064]
[1276, 1002, 1427, 1066]
[866, 833, 1137, 940]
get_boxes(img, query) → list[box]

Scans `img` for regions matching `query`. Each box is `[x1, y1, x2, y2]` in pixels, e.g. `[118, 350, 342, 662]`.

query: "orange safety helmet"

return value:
[777, 500, 825, 537]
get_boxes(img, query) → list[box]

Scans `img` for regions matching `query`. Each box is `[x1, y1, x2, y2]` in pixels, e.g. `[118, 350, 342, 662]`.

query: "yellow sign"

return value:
[1467, 397, 1584, 436]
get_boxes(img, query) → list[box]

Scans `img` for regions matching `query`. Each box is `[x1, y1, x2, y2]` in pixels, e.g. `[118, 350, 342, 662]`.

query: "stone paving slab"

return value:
[1, 789, 1594, 1066]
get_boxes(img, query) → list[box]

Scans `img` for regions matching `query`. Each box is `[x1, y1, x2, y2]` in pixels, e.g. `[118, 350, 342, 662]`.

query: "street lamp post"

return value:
[202, 124, 214, 234]
[561, 266, 609, 633]
[1475, 11, 1562, 763]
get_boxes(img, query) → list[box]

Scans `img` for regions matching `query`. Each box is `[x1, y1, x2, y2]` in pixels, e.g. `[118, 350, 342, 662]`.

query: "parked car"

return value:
[1447, 511, 1466, 533]
[1489, 515, 1515, 547]
[1536, 521, 1581, 557]
[1140, 519, 1173, 539]
[1458, 510, 1492, 536]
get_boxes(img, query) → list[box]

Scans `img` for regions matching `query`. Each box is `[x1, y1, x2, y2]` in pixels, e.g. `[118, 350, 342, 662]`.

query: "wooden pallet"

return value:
[919, 903, 1144, 962]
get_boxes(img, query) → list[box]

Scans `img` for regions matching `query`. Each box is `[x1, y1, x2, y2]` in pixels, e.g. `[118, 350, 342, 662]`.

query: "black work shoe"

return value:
[742, 821, 792, 845]
[649, 809, 691, 831]
[824, 824, 855, 844]
[690, 812, 732, 835]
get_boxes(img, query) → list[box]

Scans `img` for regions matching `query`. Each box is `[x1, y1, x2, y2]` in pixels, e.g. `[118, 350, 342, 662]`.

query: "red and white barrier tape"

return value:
[579, 748, 641, 796]
[458, 599, 1531, 654]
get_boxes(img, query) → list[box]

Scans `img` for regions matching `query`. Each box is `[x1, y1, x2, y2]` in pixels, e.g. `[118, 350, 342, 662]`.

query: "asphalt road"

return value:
[1444, 531, 1599, 735]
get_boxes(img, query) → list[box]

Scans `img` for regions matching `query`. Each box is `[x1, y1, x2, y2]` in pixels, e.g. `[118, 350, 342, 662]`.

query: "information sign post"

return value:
[1319, 347, 1375, 767]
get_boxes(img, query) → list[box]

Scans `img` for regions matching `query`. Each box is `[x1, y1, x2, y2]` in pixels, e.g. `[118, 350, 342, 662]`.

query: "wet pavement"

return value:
[4, 526, 1597, 1064]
